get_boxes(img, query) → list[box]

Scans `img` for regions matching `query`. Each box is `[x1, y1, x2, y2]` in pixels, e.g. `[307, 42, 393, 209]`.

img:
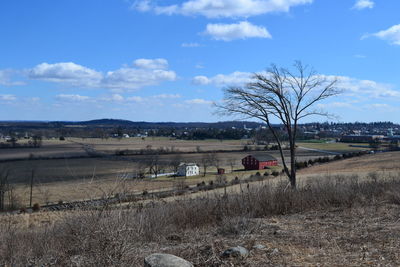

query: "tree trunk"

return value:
[290, 147, 297, 188]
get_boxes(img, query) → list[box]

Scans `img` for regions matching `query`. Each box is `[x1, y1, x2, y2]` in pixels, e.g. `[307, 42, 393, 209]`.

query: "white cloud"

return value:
[133, 0, 313, 18]
[368, 103, 390, 109]
[28, 59, 177, 91]
[134, 0, 152, 12]
[0, 94, 17, 101]
[192, 75, 211, 85]
[56, 94, 90, 102]
[204, 21, 271, 41]
[99, 93, 181, 103]
[194, 70, 400, 101]
[126, 96, 144, 102]
[133, 58, 169, 69]
[103, 67, 176, 90]
[352, 0, 374, 10]
[181, 42, 201, 47]
[0, 70, 25, 86]
[363, 24, 400, 45]
[320, 75, 400, 99]
[152, 94, 181, 99]
[29, 62, 103, 87]
[193, 71, 253, 86]
[185, 98, 213, 105]
[110, 94, 125, 102]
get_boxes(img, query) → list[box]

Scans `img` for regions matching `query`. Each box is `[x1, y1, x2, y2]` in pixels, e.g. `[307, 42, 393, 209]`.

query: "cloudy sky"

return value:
[1, 0, 400, 122]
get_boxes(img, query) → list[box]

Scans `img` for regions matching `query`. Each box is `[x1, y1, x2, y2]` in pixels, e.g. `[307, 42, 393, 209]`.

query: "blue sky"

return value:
[0, 0, 400, 122]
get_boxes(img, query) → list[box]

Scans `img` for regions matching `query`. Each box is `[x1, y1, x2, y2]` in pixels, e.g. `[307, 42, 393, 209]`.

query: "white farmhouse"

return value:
[177, 163, 200, 177]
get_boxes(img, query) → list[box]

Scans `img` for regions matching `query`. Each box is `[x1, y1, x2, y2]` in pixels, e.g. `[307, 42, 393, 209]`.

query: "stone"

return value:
[252, 244, 266, 250]
[221, 246, 249, 258]
[144, 253, 193, 267]
[270, 248, 280, 256]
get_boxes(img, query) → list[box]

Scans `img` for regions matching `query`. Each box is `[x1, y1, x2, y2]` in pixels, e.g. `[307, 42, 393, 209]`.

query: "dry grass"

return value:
[299, 151, 400, 176]
[1, 171, 400, 266]
[297, 141, 367, 152]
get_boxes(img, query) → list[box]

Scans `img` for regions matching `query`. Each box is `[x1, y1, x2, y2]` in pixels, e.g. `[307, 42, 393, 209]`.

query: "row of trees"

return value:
[0, 135, 42, 149]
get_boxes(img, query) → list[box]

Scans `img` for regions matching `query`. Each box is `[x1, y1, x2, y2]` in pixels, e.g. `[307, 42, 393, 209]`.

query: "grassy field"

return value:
[0, 138, 374, 207]
[2, 162, 400, 266]
[1, 137, 368, 161]
[296, 141, 369, 152]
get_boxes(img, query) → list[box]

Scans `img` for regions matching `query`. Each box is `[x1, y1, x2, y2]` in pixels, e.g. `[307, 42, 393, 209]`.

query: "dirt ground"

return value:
[138, 203, 400, 266]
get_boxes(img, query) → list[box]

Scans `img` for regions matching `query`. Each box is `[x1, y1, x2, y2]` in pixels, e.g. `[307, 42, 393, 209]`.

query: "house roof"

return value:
[179, 163, 198, 167]
[245, 154, 277, 162]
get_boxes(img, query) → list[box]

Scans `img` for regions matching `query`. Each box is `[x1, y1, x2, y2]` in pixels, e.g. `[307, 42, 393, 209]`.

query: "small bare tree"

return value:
[148, 154, 161, 178]
[216, 61, 339, 188]
[201, 153, 215, 177]
[0, 168, 10, 211]
[170, 154, 183, 174]
[227, 157, 237, 173]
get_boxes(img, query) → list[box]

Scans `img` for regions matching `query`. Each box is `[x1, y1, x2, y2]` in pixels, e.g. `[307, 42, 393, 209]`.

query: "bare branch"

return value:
[215, 61, 341, 188]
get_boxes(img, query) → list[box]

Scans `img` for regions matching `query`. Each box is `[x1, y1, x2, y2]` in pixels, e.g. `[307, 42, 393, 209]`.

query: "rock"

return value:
[221, 246, 249, 258]
[144, 253, 193, 267]
[252, 244, 266, 250]
[270, 248, 280, 256]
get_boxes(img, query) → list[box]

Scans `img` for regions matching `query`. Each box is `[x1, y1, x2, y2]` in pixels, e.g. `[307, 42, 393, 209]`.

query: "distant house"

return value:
[242, 154, 278, 170]
[177, 163, 200, 177]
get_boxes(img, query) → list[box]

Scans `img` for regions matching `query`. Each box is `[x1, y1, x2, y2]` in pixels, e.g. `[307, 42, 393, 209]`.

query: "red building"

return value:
[242, 154, 278, 170]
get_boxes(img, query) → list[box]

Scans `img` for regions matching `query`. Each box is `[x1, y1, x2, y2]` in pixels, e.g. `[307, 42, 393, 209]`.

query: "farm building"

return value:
[242, 154, 278, 170]
[177, 163, 200, 177]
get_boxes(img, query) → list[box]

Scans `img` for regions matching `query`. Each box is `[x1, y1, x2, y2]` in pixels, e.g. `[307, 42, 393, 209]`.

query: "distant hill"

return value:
[66, 119, 265, 129]
[0, 119, 266, 130]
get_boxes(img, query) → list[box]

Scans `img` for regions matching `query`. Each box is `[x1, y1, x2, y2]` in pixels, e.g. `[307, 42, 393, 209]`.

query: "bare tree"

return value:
[0, 168, 9, 211]
[170, 154, 183, 174]
[201, 153, 215, 177]
[29, 169, 35, 207]
[227, 157, 237, 173]
[148, 154, 161, 178]
[134, 160, 147, 179]
[216, 62, 339, 188]
[210, 152, 220, 170]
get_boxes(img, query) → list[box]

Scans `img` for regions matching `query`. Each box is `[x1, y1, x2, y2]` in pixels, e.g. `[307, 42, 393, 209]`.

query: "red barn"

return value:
[242, 154, 278, 170]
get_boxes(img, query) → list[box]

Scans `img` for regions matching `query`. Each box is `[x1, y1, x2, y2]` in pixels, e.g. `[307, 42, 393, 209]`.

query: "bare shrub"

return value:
[2, 173, 400, 266]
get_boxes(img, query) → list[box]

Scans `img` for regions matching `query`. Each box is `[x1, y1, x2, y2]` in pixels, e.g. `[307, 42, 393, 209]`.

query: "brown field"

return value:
[0, 137, 253, 161]
[1, 137, 366, 161]
[299, 151, 400, 175]
[0, 139, 86, 160]
[2, 156, 400, 265]
[1, 149, 331, 206]
[0, 138, 373, 206]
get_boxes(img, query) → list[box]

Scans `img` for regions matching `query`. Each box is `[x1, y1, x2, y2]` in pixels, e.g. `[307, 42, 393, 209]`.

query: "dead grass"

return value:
[1, 172, 400, 266]
[297, 141, 367, 152]
[299, 151, 400, 175]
